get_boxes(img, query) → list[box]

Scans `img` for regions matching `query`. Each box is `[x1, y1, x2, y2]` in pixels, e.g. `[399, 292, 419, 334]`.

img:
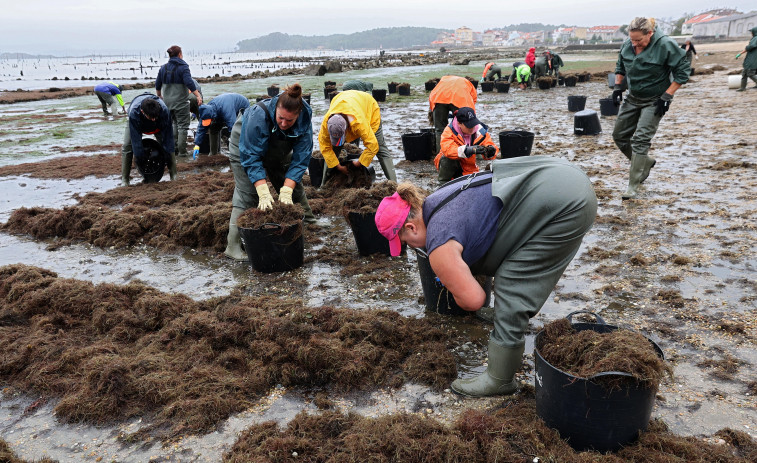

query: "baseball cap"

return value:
[327, 115, 347, 147]
[375, 192, 411, 257]
[455, 107, 481, 129]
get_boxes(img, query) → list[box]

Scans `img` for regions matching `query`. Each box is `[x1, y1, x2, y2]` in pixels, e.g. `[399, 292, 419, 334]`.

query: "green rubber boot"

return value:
[167, 153, 178, 181]
[121, 151, 132, 186]
[224, 207, 248, 261]
[451, 340, 524, 397]
[622, 154, 655, 200]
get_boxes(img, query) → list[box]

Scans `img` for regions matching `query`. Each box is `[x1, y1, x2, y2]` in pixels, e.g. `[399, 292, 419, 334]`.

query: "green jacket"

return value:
[551, 53, 564, 67]
[615, 27, 689, 98]
[744, 26, 757, 70]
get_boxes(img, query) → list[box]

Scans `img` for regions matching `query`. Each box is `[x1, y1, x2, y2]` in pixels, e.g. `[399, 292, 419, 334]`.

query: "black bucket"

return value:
[498, 130, 534, 158]
[136, 138, 167, 183]
[537, 79, 552, 90]
[308, 157, 325, 188]
[328, 90, 339, 101]
[302, 94, 311, 105]
[564, 76, 577, 87]
[558, 76, 565, 86]
[416, 249, 491, 315]
[574, 110, 601, 136]
[346, 211, 394, 256]
[495, 81, 510, 93]
[398, 85, 411, 96]
[599, 98, 619, 116]
[480, 81, 495, 92]
[468, 79, 479, 90]
[607, 73, 628, 91]
[425, 81, 438, 91]
[372, 89, 387, 102]
[387, 82, 398, 93]
[401, 132, 434, 161]
[577, 74, 587, 82]
[324, 80, 336, 87]
[267, 86, 280, 97]
[567, 95, 587, 112]
[534, 311, 664, 452]
[239, 221, 304, 273]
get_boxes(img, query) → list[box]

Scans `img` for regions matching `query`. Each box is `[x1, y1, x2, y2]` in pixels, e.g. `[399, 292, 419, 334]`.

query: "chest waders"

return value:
[448, 157, 597, 397]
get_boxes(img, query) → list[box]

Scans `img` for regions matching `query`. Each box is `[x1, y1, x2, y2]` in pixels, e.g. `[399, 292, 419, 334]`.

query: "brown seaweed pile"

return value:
[322, 162, 373, 189]
[223, 388, 757, 462]
[1, 171, 234, 252]
[0, 153, 229, 179]
[0, 264, 457, 440]
[236, 203, 305, 230]
[536, 318, 672, 390]
[340, 180, 397, 216]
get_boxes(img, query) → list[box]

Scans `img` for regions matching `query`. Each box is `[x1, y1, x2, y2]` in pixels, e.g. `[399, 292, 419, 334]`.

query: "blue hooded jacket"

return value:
[239, 95, 313, 185]
[127, 93, 174, 159]
[155, 57, 197, 91]
[195, 93, 250, 147]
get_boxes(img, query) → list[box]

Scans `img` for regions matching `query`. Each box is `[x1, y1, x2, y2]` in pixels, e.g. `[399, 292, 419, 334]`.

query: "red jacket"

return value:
[526, 48, 536, 68]
[434, 123, 498, 177]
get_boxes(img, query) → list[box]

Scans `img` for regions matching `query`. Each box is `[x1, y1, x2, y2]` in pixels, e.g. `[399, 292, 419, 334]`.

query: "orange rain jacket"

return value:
[482, 62, 495, 79]
[428, 75, 477, 112]
[434, 122, 498, 176]
[318, 90, 382, 169]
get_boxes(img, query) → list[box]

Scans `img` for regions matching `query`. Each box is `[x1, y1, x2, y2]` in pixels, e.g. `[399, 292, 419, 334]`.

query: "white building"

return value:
[693, 11, 757, 38]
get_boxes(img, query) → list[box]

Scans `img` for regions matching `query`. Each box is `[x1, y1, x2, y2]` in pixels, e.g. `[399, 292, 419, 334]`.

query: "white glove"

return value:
[256, 183, 274, 211]
[279, 186, 294, 205]
[695, 55, 699, 60]
[457, 145, 468, 159]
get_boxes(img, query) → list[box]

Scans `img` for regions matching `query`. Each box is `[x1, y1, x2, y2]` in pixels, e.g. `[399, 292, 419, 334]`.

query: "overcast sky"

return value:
[4, 1, 754, 55]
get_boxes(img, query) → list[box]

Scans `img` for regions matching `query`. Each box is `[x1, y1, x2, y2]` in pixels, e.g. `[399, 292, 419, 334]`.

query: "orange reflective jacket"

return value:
[434, 123, 498, 177]
[428, 76, 477, 111]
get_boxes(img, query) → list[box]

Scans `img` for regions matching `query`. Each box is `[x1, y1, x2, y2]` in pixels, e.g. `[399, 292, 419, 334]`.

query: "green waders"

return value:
[452, 156, 597, 397]
[611, 93, 661, 198]
[96, 91, 118, 116]
[321, 123, 397, 185]
[208, 125, 223, 155]
[738, 68, 757, 91]
[432, 103, 455, 154]
[162, 83, 191, 157]
[485, 65, 502, 81]
[225, 114, 316, 260]
[121, 128, 172, 186]
[437, 156, 463, 182]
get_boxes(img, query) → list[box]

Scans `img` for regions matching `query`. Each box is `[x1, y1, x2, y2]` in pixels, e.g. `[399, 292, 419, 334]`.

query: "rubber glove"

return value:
[192, 145, 200, 160]
[484, 145, 497, 159]
[735, 53, 742, 59]
[256, 183, 274, 211]
[695, 55, 699, 60]
[279, 186, 294, 205]
[654, 93, 673, 117]
[612, 84, 623, 106]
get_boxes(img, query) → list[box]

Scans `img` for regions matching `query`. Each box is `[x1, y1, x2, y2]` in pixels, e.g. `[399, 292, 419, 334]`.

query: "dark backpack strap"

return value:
[427, 172, 492, 221]
[256, 101, 274, 131]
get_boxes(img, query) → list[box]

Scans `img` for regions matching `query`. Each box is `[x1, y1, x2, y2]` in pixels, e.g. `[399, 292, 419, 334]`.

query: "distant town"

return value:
[437, 9, 757, 46]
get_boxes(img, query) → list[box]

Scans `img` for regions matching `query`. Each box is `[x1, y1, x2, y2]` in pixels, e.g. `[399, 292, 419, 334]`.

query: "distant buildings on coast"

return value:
[435, 9, 757, 47]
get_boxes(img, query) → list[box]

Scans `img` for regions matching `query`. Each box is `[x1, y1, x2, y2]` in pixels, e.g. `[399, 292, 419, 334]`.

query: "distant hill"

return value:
[236, 27, 448, 51]
[1, 52, 56, 59]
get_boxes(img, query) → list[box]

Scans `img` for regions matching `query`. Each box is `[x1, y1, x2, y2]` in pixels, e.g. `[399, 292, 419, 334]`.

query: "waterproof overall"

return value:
[612, 93, 663, 160]
[95, 91, 118, 115]
[228, 113, 315, 222]
[162, 83, 191, 156]
[485, 65, 502, 81]
[467, 156, 597, 349]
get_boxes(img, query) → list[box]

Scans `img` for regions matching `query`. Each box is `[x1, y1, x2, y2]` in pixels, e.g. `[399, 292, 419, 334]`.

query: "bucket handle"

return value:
[257, 223, 283, 232]
[565, 310, 606, 325]
[587, 370, 635, 380]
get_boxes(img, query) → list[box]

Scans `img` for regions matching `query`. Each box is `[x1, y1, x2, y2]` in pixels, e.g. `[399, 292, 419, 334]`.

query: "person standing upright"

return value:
[736, 27, 757, 91]
[611, 17, 689, 199]
[155, 45, 202, 159]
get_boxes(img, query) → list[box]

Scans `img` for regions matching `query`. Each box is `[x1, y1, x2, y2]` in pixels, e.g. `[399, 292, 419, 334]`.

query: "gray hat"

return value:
[327, 115, 347, 146]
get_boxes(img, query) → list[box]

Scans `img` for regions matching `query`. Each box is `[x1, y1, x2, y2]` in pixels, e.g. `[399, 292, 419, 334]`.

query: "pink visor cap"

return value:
[375, 192, 411, 257]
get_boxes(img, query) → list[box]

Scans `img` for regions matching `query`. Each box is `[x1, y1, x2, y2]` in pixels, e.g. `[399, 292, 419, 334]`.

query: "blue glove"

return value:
[192, 145, 199, 160]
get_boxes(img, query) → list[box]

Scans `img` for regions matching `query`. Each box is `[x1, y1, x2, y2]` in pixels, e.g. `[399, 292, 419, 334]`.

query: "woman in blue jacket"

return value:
[223, 83, 315, 261]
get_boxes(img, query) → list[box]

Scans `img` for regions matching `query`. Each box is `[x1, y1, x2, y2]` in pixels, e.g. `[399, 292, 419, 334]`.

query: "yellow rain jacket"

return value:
[318, 90, 381, 169]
